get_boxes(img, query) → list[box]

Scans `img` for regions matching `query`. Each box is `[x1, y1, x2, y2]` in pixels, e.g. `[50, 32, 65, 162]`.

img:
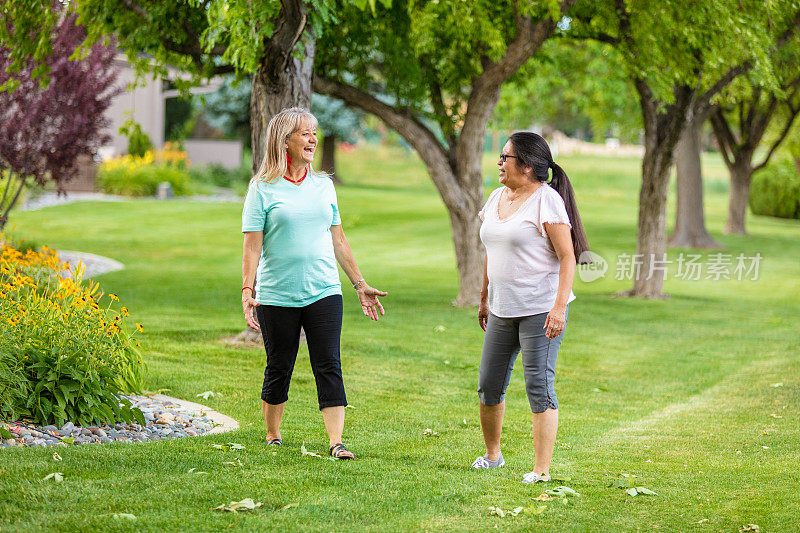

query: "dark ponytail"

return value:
[508, 132, 590, 263]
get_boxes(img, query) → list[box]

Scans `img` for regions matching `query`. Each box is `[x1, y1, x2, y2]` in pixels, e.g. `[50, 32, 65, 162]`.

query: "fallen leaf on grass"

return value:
[488, 506, 505, 517]
[197, 391, 222, 400]
[507, 507, 524, 517]
[300, 443, 323, 458]
[113, 514, 137, 521]
[434, 325, 446, 332]
[52, 452, 62, 462]
[279, 503, 298, 511]
[345, 405, 356, 410]
[770, 414, 783, 419]
[423, 428, 439, 437]
[214, 498, 263, 513]
[770, 383, 783, 388]
[698, 519, 708, 524]
[224, 459, 244, 467]
[43, 472, 63, 483]
[545, 486, 580, 498]
[533, 493, 554, 501]
[525, 505, 548, 516]
[462, 419, 467, 426]
[188, 468, 208, 475]
[739, 525, 760, 533]
[626, 487, 658, 496]
[211, 442, 245, 451]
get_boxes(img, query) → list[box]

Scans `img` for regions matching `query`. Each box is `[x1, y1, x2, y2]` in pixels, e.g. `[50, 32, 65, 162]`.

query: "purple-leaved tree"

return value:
[0, 9, 119, 228]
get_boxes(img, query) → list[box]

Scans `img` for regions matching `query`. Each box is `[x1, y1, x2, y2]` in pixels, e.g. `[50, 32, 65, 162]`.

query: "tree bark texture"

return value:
[668, 107, 722, 248]
[629, 84, 696, 298]
[726, 160, 753, 234]
[321, 132, 339, 182]
[250, 0, 314, 175]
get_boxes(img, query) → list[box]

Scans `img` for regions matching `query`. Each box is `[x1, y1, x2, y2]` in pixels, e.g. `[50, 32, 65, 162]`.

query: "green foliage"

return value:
[749, 157, 800, 219]
[189, 163, 252, 189]
[99, 164, 191, 197]
[0, 244, 146, 427]
[120, 120, 154, 157]
[316, 0, 559, 140]
[569, 0, 792, 102]
[493, 40, 641, 142]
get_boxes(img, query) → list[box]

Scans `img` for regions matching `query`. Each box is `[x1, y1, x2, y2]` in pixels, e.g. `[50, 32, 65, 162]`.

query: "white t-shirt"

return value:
[479, 183, 576, 318]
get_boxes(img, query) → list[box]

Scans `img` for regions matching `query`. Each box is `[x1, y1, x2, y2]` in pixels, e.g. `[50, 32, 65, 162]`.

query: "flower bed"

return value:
[98, 143, 192, 197]
[0, 243, 146, 427]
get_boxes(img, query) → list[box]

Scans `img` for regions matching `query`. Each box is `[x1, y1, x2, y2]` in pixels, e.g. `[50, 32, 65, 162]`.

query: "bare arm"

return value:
[478, 253, 489, 331]
[242, 231, 263, 330]
[330, 225, 387, 321]
[543, 222, 575, 339]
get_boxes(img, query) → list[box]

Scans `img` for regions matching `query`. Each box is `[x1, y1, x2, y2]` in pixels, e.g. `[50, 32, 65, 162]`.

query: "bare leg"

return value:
[321, 406, 345, 447]
[321, 406, 355, 458]
[531, 408, 558, 475]
[479, 401, 505, 461]
[262, 400, 285, 441]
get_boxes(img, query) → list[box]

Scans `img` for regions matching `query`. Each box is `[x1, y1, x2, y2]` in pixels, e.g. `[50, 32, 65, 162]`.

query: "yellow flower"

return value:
[120, 306, 129, 317]
[108, 293, 119, 301]
[135, 323, 144, 332]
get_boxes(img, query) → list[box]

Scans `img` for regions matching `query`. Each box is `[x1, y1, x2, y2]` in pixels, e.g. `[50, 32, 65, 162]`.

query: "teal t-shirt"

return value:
[242, 173, 342, 306]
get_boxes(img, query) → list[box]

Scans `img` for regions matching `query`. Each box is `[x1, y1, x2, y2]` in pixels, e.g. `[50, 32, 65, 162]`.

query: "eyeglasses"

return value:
[499, 154, 518, 163]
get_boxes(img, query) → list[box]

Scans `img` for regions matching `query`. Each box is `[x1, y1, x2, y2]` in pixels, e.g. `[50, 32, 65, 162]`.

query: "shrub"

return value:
[125, 122, 154, 157]
[0, 243, 146, 427]
[189, 163, 252, 189]
[749, 158, 800, 219]
[98, 145, 192, 197]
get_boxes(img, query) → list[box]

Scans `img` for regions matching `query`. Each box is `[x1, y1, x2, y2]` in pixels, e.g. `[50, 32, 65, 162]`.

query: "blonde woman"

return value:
[241, 107, 386, 459]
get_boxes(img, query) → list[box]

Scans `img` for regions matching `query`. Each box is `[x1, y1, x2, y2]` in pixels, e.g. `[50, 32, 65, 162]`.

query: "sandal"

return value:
[266, 438, 282, 446]
[329, 443, 355, 459]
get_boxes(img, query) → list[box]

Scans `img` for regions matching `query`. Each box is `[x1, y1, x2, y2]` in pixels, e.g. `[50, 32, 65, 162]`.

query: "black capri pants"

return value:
[255, 294, 347, 409]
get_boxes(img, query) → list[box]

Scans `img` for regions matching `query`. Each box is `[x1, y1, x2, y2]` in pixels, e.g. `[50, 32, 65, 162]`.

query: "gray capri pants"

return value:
[477, 308, 567, 413]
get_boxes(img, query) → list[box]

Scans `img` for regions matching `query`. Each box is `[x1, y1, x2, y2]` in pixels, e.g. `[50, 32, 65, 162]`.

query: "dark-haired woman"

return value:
[471, 132, 589, 483]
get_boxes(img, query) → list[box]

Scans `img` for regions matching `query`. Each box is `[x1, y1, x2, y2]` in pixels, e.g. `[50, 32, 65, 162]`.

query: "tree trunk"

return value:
[668, 108, 722, 248]
[321, 132, 340, 183]
[448, 196, 485, 306]
[725, 160, 753, 234]
[630, 150, 673, 297]
[250, 35, 315, 174]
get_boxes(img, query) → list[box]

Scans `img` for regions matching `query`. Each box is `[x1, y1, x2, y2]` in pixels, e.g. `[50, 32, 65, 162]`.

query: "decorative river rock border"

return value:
[1, 394, 238, 448]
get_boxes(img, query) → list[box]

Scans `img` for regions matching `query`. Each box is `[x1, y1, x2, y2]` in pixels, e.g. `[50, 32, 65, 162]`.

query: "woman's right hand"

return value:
[242, 290, 260, 330]
[478, 300, 489, 331]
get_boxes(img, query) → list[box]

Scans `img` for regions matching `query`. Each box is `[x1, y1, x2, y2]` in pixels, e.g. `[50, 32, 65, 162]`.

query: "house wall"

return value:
[102, 58, 165, 158]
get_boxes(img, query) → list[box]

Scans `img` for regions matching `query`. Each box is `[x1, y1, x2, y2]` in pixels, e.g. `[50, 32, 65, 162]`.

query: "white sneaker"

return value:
[522, 471, 551, 483]
[471, 453, 505, 469]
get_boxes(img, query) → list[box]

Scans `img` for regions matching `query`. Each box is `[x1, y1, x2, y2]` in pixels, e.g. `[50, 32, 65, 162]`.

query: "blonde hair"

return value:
[253, 107, 321, 183]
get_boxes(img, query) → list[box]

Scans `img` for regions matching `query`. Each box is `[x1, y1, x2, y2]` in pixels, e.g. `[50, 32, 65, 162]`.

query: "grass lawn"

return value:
[2, 145, 800, 531]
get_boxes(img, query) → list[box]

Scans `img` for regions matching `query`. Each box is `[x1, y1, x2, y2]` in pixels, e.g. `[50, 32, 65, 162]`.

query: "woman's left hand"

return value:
[356, 284, 388, 321]
[543, 305, 567, 339]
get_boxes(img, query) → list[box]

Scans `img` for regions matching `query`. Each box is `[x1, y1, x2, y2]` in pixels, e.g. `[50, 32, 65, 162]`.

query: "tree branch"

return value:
[118, 0, 222, 72]
[709, 106, 738, 169]
[455, 0, 577, 180]
[313, 75, 467, 211]
[753, 100, 800, 171]
[262, 0, 307, 75]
